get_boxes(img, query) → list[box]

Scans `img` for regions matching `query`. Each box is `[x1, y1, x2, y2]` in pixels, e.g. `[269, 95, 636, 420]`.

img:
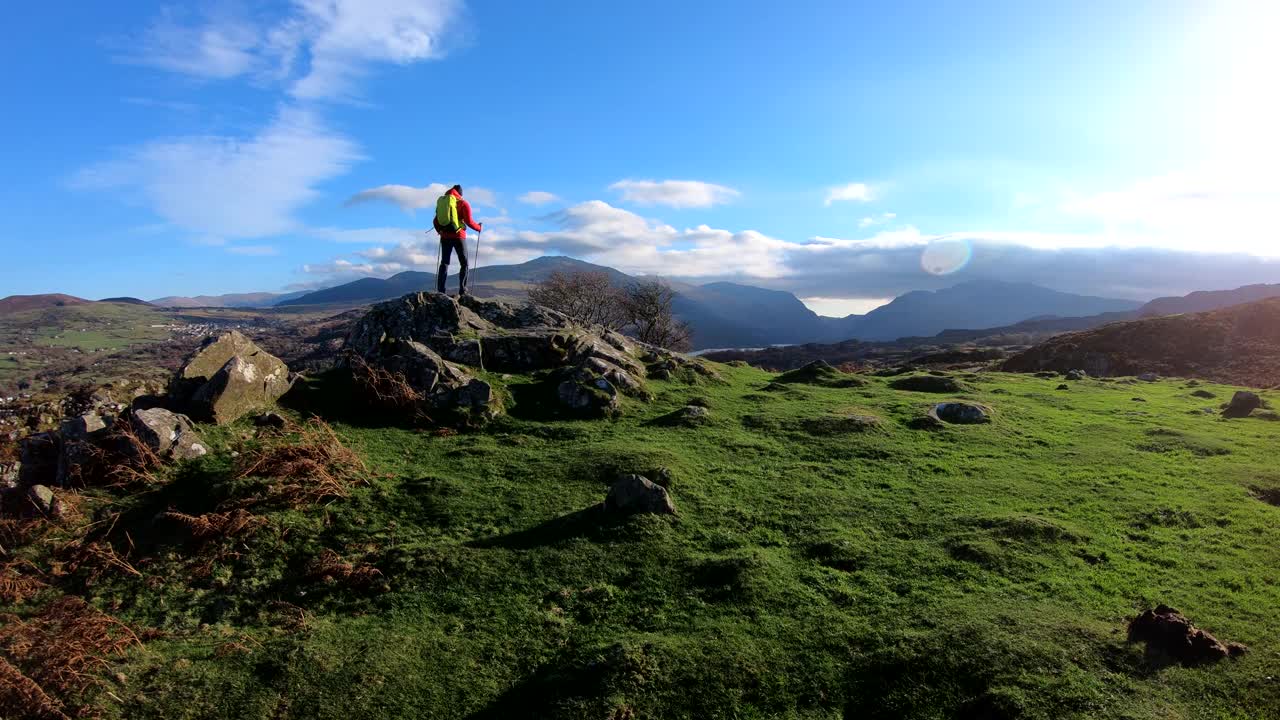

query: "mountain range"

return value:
[16, 256, 1280, 351]
[276, 256, 1142, 348]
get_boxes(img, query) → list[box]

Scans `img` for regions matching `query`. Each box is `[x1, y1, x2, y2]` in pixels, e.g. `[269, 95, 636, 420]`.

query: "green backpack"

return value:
[435, 193, 462, 233]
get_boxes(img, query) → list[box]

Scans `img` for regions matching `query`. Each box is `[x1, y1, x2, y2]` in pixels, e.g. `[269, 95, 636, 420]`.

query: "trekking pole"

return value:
[431, 231, 442, 294]
[472, 228, 482, 289]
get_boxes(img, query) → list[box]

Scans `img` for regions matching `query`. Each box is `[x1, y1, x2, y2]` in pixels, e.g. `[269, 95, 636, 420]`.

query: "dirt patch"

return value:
[888, 375, 964, 393]
[1127, 605, 1246, 665]
[1250, 486, 1280, 506]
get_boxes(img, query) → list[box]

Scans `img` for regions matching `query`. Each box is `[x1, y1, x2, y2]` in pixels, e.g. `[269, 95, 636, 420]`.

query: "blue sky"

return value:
[2, 0, 1278, 314]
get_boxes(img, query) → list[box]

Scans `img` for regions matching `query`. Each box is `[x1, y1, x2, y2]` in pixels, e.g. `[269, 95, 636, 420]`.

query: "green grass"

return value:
[18, 368, 1280, 719]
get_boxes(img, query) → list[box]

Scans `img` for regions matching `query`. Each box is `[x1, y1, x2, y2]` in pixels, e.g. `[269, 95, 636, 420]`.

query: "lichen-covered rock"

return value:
[190, 351, 291, 425]
[556, 368, 620, 417]
[1065, 369, 1088, 381]
[605, 474, 676, 516]
[130, 408, 207, 460]
[657, 405, 712, 428]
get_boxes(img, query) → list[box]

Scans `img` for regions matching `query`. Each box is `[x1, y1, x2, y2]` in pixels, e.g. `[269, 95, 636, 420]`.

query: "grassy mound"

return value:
[3, 366, 1280, 718]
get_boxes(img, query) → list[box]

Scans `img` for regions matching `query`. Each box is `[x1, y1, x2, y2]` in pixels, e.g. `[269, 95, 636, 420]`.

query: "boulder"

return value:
[56, 413, 109, 486]
[379, 341, 495, 413]
[130, 408, 207, 461]
[1222, 391, 1263, 419]
[658, 405, 712, 428]
[1065, 369, 1088, 381]
[605, 474, 676, 516]
[175, 331, 262, 394]
[189, 351, 291, 425]
[1191, 389, 1216, 399]
[1138, 372, 1159, 382]
[929, 402, 991, 425]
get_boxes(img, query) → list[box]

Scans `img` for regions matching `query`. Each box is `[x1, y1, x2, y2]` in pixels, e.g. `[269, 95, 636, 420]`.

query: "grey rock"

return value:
[131, 408, 207, 460]
[556, 369, 620, 417]
[60, 413, 106, 441]
[929, 402, 991, 425]
[1065, 369, 1088, 381]
[658, 405, 712, 427]
[605, 474, 676, 516]
[27, 484, 56, 515]
[1223, 391, 1263, 419]
[1138, 372, 1159, 382]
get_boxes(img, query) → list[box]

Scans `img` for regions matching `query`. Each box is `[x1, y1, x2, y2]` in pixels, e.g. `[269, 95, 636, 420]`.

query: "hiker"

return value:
[434, 184, 483, 295]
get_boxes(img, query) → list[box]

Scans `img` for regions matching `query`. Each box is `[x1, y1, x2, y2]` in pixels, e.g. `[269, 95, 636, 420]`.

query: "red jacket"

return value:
[434, 187, 482, 240]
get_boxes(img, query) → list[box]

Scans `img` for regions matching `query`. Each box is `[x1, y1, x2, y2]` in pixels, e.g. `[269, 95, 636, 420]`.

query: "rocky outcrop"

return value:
[888, 375, 963, 393]
[176, 331, 292, 425]
[344, 293, 671, 420]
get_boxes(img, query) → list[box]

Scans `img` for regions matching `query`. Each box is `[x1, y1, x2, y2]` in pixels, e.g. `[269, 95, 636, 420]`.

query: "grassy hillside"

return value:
[7, 366, 1280, 718]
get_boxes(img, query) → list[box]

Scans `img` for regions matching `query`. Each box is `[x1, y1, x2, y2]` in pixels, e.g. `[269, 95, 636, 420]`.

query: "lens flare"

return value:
[920, 239, 972, 275]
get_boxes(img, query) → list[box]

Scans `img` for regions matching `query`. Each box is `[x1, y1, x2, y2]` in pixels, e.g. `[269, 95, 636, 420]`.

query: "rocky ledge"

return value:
[344, 292, 715, 421]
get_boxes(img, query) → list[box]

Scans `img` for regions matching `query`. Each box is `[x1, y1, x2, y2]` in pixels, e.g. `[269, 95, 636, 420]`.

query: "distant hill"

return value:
[285, 256, 629, 307]
[1139, 283, 1280, 318]
[98, 296, 152, 306]
[827, 281, 1141, 341]
[1003, 297, 1280, 386]
[150, 291, 308, 308]
[0, 293, 89, 315]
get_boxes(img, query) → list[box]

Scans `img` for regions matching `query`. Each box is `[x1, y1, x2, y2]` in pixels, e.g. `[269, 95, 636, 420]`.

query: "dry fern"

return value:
[234, 418, 368, 507]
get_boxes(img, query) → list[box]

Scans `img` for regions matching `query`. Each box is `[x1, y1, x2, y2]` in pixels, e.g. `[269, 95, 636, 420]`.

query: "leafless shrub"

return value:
[620, 279, 692, 351]
[347, 354, 426, 417]
[529, 270, 629, 329]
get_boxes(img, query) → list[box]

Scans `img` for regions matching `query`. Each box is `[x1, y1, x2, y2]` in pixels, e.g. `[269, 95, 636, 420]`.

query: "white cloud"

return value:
[125, 9, 260, 79]
[824, 182, 873, 206]
[858, 212, 897, 229]
[74, 107, 361, 238]
[519, 190, 560, 206]
[1060, 170, 1280, 255]
[125, 1, 463, 101]
[609, 179, 740, 208]
[308, 226, 427, 244]
[345, 183, 497, 213]
[226, 244, 279, 256]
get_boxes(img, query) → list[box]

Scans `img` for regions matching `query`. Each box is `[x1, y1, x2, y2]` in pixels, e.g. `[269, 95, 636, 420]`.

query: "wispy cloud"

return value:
[519, 190, 560, 206]
[609, 179, 740, 208]
[858, 212, 896, 228]
[345, 183, 497, 212]
[824, 182, 873, 206]
[122, 1, 464, 102]
[74, 108, 361, 238]
[226, 244, 279, 256]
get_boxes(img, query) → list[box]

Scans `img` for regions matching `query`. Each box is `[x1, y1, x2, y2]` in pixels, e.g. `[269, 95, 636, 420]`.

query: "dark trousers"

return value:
[437, 237, 469, 294]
